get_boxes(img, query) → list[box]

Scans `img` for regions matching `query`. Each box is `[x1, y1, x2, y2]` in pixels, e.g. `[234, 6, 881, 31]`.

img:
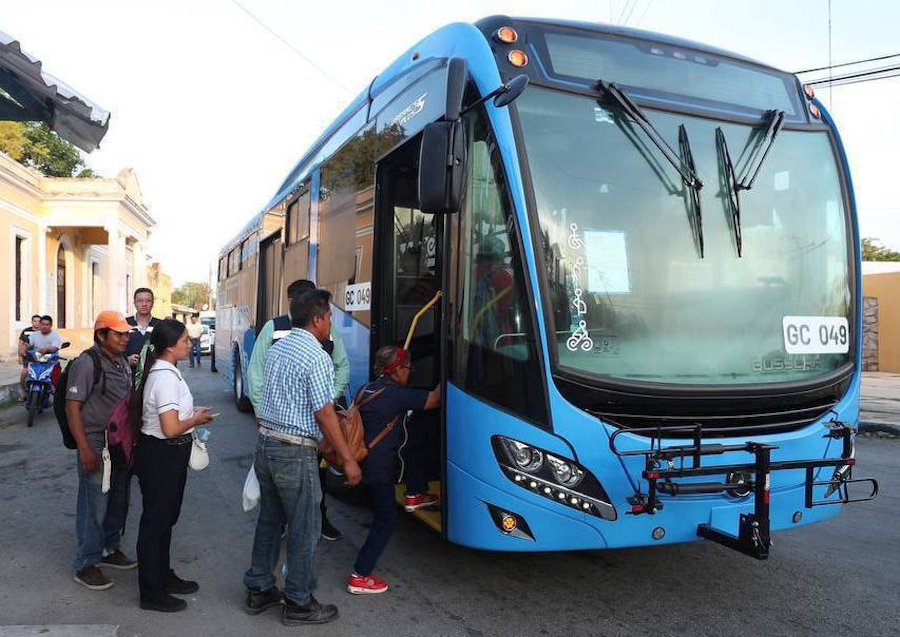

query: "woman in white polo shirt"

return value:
[133, 318, 214, 613]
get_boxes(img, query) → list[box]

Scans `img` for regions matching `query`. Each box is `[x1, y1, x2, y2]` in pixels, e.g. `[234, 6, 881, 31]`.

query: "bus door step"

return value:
[395, 480, 442, 533]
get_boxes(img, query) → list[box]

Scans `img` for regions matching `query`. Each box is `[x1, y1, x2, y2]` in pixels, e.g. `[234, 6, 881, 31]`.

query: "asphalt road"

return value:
[0, 366, 897, 637]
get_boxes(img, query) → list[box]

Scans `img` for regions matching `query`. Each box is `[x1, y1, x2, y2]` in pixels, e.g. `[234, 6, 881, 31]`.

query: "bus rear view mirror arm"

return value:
[460, 74, 530, 116]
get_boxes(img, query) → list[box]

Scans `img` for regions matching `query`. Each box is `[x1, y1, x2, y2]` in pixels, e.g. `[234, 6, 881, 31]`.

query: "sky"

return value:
[3, 0, 899, 285]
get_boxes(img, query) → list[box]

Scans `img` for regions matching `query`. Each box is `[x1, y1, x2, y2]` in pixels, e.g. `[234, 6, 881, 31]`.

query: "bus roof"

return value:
[219, 16, 790, 257]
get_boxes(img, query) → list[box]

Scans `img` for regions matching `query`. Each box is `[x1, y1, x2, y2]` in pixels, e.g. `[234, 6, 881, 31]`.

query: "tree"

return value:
[862, 237, 900, 262]
[172, 282, 212, 309]
[0, 121, 98, 178]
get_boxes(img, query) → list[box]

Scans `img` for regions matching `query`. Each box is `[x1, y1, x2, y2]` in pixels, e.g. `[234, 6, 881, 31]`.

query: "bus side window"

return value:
[452, 109, 549, 426]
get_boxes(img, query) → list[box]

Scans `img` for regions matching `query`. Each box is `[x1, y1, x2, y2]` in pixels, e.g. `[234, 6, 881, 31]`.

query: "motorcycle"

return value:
[24, 341, 70, 427]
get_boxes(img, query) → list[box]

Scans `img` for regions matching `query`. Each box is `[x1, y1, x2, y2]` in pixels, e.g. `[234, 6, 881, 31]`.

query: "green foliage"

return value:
[0, 121, 98, 178]
[862, 237, 900, 262]
[0, 121, 27, 160]
[172, 282, 212, 309]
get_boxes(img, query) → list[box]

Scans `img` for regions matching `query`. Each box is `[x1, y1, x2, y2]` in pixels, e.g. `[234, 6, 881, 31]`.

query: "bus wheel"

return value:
[233, 354, 252, 413]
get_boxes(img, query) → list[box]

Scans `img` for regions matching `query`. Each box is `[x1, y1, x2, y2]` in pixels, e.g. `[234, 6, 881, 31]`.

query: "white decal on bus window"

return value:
[391, 93, 427, 127]
[593, 106, 614, 124]
[774, 171, 790, 191]
[782, 316, 849, 354]
[345, 282, 371, 312]
[584, 230, 630, 294]
[565, 222, 594, 353]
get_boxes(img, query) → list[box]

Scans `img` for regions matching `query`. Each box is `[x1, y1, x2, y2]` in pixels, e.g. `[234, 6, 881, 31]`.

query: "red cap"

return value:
[94, 311, 131, 333]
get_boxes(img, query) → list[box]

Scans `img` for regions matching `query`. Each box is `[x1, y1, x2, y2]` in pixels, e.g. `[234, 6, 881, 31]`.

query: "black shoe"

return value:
[166, 570, 199, 595]
[245, 586, 282, 615]
[321, 516, 342, 541]
[74, 565, 113, 591]
[140, 594, 187, 613]
[282, 596, 338, 626]
[100, 549, 137, 570]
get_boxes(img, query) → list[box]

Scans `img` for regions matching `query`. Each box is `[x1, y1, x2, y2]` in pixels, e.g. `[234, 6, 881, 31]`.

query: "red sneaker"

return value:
[347, 573, 389, 595]
[404, 493, 440, 512]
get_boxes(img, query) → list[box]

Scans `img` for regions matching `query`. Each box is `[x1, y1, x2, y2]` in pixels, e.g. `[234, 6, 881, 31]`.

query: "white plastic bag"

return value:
[242, 464, 260, 512]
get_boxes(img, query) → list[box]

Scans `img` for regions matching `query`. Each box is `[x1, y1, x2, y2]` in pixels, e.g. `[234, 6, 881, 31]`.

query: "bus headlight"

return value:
[503, 439, 543, 473]
[547, 455, 584, 487]
[491, 436, 617, 521]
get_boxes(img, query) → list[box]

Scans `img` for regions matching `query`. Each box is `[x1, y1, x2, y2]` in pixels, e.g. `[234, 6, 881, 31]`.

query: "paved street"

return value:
[1, 366, 897, 637]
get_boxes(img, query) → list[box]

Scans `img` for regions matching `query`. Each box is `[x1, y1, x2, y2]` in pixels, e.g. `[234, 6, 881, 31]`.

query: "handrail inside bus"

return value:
[404, 291, 442, 350]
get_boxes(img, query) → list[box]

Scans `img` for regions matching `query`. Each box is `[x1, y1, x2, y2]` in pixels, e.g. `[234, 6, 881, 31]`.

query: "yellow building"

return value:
[147, 261, 173, 320]
[862, 263, 900, 373]
[1, 152, 156, 356]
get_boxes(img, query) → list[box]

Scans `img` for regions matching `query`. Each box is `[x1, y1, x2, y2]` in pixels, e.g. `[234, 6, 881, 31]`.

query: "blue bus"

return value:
[216, 16, 877, 557]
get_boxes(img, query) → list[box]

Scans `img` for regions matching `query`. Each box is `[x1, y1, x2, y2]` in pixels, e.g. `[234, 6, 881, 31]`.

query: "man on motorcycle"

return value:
[27, 315, 63, 355]
[17, 315, 41, 402]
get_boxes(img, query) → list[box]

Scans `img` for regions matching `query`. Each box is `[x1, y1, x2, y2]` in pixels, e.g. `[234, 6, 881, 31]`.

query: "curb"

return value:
[859, 420, 900, 436]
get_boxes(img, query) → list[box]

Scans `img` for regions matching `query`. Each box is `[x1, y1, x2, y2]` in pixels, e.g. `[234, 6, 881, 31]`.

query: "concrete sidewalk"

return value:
[0, 361, 22, 406]
[859, 372, 900, 434]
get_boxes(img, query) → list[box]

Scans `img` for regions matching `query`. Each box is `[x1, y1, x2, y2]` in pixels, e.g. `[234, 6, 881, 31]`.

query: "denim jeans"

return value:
[72, 452, 130, 571]
[244, 434, 321, 605]
[353, 481, 397, 577]
[189, 338, 202, 367]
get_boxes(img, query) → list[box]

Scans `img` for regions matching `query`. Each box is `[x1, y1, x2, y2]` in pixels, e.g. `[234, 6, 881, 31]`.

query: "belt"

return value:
[258, 426, 318, 449]
[141, 433, 192, 446]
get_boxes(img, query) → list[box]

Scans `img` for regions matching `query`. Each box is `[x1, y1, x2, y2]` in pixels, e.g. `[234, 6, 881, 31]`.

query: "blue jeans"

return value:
[73, 452, 130, 570]
[189, 338, 202, 367]
[244, 435, 322, 605]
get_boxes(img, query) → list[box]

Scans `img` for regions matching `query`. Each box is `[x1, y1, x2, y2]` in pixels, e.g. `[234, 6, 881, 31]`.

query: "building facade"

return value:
[1, 151, 155, 357]
[862, 262, 900, 373]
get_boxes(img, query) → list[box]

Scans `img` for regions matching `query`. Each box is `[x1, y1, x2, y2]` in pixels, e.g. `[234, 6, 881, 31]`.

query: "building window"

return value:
[15, 236, 24, 322]
[57, 245, 67, 329]
[91, 260, 100, 320]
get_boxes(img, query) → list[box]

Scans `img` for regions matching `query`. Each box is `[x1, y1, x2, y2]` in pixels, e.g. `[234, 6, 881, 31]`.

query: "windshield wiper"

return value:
[737, 109, 785, 191]
[597, 81, 703, 190]
[678, 124, 704, 258]
[716, 127, 743, 257]
[715, 110, 786, 258]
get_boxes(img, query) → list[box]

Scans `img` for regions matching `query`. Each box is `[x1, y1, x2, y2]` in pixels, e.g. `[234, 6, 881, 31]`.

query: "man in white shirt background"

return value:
[185, 315, 204, 369]
[28, 315, 63, 354]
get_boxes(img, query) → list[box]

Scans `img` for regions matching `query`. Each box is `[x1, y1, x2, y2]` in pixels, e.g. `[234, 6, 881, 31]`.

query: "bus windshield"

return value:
[517, 86, 852, 385]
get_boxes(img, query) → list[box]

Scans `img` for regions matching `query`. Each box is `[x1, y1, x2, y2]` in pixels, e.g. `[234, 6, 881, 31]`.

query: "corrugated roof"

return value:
[0, 30, 109, 152]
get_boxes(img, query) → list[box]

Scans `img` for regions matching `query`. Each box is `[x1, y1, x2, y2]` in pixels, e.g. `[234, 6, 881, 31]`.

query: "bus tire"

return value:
[233, 354, 252, 413]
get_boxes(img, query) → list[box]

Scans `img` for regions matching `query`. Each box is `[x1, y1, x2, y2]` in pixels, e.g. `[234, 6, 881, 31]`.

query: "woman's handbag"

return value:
[318, 384, 398, 467]
[189, 431, 209, 471]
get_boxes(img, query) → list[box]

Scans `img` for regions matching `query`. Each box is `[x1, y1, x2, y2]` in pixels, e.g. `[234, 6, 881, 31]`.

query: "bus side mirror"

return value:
[418, 119, 467, 214]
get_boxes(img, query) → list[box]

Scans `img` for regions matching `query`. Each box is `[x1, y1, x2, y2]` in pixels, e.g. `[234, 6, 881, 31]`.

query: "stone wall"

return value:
[862, 296, 879, 371]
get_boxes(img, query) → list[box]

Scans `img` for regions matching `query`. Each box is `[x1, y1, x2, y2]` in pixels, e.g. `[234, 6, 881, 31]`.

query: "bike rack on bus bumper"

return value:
[609, 422, 878, 560]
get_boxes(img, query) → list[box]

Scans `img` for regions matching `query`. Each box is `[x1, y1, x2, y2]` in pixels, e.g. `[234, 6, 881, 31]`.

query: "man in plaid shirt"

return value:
[243, 289, 360, 626]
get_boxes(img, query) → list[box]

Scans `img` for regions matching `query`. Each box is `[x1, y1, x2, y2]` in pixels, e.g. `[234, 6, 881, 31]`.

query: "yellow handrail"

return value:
[404, 291, 442, 350]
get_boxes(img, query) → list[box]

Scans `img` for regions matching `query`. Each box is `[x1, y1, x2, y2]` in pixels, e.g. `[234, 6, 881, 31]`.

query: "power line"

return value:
[621, 0, 640, 26]
[227, 0, 351, 94]
[821, 70, 900, 88]
[795, 52, 900, 75]
[635, 0, 655, 27]
[806, 64, 900, 86]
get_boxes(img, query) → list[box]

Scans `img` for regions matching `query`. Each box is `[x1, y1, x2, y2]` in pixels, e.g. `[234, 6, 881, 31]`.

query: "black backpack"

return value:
[54, 349, 106, 449]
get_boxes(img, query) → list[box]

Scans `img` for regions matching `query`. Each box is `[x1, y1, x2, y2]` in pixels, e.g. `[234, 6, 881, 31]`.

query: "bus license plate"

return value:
[782, 316, 849, 354]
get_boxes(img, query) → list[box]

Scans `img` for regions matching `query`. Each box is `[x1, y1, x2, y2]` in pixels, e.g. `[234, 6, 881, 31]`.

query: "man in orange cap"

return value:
[66, 311, 136, 591]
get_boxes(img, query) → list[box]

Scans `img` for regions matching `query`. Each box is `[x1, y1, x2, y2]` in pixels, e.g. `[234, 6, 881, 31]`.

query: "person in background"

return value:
[65, 311, 135, 591]
[248, 278, 349, 541]
[347, 345, 440, 595]
[126, 288, 162, 368]
[16, 314, 42, 401]
[185, 315, 204, 369]
[133, 318, 215, 613]
[243, 289, 360, 626]
[28, 315, 63, 355]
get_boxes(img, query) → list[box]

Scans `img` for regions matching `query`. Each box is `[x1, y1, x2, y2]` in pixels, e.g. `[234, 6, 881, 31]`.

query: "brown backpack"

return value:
[318, 384, 399, 467]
